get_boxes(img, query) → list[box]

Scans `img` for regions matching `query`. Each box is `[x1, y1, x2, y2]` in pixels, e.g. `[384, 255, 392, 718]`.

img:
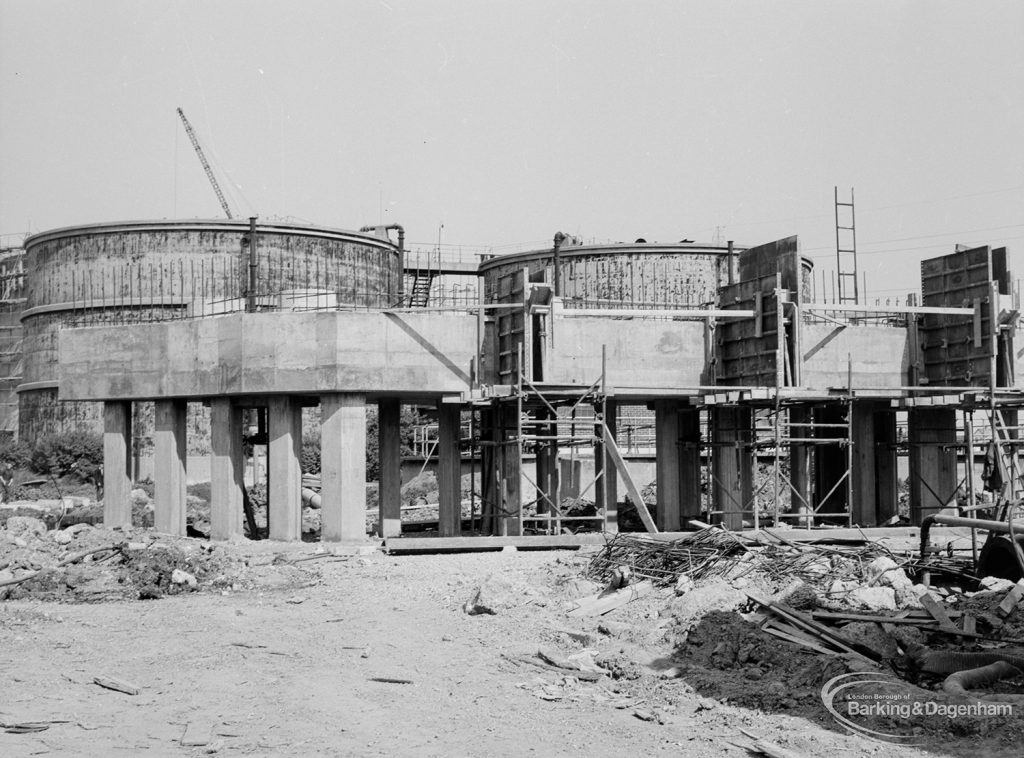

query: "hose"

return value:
[942, 661, 1024, 703]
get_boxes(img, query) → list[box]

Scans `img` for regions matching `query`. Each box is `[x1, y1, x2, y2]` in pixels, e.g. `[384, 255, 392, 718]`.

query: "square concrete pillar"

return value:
[438, 400, 463, 537]
[711, 407, 752, 530]
[679, 408, 702, 522]
[153, 399, 187, 536]
[102, 401, 132, 528]
[788, 406, 812, 526]
[814, 404, 849, 517]
[210, 398, 244, 540]
[655, 400, 682, 531]
[377, 398, 402, 538]
[908, 407, 958, 524]
[321, 393, 366, 541]
[874, 409, 899, 524]
[268, 396, 303, 541]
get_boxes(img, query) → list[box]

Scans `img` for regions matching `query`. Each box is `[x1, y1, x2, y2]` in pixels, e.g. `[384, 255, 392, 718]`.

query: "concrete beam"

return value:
[437, 401, 462, 537]
[377, 398, 402, 539]
[102, 401, 132, 528]
[210, 398, 244, 540]
[268, 396, 302, 541]
[321, 394, 367, 541]
[153, 399, 187, 535]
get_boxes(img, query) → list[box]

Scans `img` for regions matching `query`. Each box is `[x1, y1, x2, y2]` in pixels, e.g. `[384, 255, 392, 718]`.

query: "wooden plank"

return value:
[383, 534, 606, 554]
[566, 580, 655, 618]
[601, 423, 658, 533]
[762, 626, 840, 656]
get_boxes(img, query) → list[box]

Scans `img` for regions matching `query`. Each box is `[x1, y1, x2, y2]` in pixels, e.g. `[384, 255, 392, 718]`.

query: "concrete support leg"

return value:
[437, 401, 462, 537]
[814, 405, 849, 518]
[153, 399, 187, 536]
[321, 394, 367, 542]
[712, 407, 752, 530]
[268, 396, 302, 541]
[909, 408, 957, 524]
[851, 402, 878, 526]
[376, 398, 401, 539]
[601, 399, 618, 533]
[102, 401, 132, 528]
[498, 403, 522, 536]
[210, 398, 244, 540]
[679, 408, 702, 521]
[875, 410, 899, 524]
[655, 400, 682, 531]
[789, 406, 811, 526]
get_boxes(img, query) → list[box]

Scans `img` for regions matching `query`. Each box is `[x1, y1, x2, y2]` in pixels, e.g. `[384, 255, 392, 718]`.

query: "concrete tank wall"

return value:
[20, 219, 400, 442]
[480, 242, 743, 307]
[0, 247, 26, 438]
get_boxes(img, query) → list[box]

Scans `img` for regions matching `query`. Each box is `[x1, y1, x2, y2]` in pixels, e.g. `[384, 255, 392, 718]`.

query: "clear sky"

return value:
[1, 0, 1021, 299]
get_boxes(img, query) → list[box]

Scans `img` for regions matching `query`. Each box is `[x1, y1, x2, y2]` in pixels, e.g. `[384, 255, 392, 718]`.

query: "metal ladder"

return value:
[834, 186, 859, 304]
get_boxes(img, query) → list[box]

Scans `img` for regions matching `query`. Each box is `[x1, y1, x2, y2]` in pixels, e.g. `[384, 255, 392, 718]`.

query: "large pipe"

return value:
[920, 513, 1024, 567]
[361, 224, 405, 304]
[552, 232, 568, 296]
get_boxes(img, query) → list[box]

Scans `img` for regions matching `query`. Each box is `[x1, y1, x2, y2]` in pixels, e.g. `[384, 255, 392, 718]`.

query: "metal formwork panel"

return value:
[920, 246, 998, 386]
[496, 268, 525, 384]
[717, 275, 779, 386]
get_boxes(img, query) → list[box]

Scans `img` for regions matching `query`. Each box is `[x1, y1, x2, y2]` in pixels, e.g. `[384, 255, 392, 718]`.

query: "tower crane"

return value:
[176, 107, 234, 219]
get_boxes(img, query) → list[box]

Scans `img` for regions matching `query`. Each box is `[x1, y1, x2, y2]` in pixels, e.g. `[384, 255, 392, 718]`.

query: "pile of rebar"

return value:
[584, 527, 949, 589]
[584, 529, 747, 586]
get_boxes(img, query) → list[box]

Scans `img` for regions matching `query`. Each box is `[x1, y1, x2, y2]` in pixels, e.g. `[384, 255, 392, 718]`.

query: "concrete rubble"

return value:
[464, 526, 1024, 746]
[0, 518, 325, 602]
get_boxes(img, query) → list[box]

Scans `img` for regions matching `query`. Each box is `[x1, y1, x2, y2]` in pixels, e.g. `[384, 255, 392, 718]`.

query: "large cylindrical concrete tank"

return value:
[0, 245, 26, 439]
[20, 219, 400, 441]
[480, 241, 742, 309]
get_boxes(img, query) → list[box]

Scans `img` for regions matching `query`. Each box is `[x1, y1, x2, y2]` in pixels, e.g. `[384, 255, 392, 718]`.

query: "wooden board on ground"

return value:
[567, 580, 655, 618]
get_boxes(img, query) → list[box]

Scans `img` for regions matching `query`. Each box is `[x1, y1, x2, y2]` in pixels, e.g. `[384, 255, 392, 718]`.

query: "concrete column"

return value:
[874, 410, 899, 524]
[322, 394, 367, 542]
[210, 398, 244, 540]
[102, 401, 132, 528]
[679, 408, 702, 522]
[602, 399, 618, 532]
[497, 402, 522, 536]
[909, 407, 958, 524]
[153, 399, 187, 536]
[377, 398, 401, 538]
[850, 402, 878, 526]
[268, 396, 302, 541]
[814, 405, 849, 518]
[788, 406, 811, 526]
[535, 411, 558, 515]
[437, 401, 462, 537]
[711, 406, 752, 530]
[655, 400, 682, 531]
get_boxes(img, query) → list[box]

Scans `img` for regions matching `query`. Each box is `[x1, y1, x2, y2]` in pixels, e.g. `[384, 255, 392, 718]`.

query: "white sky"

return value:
[1, 0, 1021, 298]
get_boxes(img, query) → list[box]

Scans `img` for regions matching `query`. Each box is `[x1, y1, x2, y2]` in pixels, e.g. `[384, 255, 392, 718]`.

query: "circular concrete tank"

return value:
[20, 219, 400, 441]
[479, 240, 814, 306]
[480, 241, 742, 307]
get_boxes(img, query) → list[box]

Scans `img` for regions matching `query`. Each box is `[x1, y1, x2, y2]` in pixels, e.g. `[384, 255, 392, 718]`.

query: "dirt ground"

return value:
[3, 539, 1022, 758]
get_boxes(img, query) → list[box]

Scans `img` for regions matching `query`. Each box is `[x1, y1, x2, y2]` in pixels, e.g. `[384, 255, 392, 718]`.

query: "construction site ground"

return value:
[2, 523, 1023, 758]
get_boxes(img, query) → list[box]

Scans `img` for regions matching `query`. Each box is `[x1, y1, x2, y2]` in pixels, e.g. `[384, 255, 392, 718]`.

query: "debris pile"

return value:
[0, 517, 328, 601]
[494, 525, 1024, 743]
